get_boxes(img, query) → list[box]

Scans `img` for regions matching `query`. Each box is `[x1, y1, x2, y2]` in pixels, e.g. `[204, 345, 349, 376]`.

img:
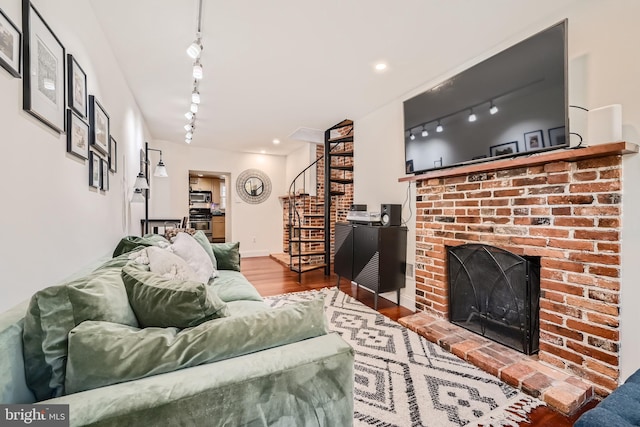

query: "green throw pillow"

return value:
[192, 230, 217, 270]
[65, 296, 327, 394]
[212, 242, 241, 271]
[121, 265, 229, 328]
[112, 235, 169, 257]
[22, 252, 139, 401]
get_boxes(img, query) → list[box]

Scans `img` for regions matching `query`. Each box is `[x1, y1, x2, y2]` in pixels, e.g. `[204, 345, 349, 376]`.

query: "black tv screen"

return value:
[404, 20, 568, 174]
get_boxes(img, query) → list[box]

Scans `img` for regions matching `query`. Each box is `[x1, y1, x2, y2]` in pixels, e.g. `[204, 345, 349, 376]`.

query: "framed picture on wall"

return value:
[67, 54, 87, 118]
[100, 158, 109, 191]
[22, 1, 66, 133]
[548, 126, 566, 146]
[0, 8, 21, 78]
[66, 109, 89, 160]
[490, 141, 519, 157]
[109, 136, 117, 173]
[524, 130, 544, 151]
[89, 95, 110, 155]
[89, 151, 100, 188]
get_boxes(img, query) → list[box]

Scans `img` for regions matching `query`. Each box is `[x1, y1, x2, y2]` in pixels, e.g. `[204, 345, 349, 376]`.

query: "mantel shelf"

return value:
[399, 141, 639, 183]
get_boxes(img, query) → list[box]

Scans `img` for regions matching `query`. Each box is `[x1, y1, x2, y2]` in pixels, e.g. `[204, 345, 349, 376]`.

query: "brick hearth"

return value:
[399, 142, 639, 412]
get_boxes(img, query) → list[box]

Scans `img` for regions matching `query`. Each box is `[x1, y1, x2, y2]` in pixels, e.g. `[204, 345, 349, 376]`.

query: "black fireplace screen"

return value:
[447, 244, 540, 355]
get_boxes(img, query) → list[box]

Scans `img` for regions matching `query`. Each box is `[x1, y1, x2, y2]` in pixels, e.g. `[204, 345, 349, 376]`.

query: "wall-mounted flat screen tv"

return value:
[404, 20, 568, 174]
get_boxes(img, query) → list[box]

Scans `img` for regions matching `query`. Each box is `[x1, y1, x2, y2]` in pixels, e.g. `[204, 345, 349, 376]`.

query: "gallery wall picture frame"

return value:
[89, 151, 101, 188]
[66, 109, 89, 160]
[67, 54, 87, 118]
[0, 8, 21, 78]
[22, 0, 66, 133]
[100, 158, 109, 191]
[89, 95, 110, 155]
[109, 136, 117, 173]
[548, 126, 567, 146]
[490, 141, 519, 157]
[524, 130, 545, 151]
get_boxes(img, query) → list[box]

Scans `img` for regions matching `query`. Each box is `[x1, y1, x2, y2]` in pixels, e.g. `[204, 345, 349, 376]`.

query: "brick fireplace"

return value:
[399, 142, 638, 404]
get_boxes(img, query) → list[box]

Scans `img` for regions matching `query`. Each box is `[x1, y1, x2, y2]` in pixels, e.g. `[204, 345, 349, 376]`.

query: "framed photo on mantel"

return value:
[22, 0, 66, 133]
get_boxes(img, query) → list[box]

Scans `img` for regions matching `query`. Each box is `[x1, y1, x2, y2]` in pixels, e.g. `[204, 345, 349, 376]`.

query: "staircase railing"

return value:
[286, 142, 348, 281]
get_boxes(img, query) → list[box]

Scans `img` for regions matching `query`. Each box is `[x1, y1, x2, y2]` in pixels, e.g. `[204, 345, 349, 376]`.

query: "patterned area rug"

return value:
[265, 288, 544, 427]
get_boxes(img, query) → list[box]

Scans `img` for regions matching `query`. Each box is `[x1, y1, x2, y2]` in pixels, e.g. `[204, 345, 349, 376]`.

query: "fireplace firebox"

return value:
[447, 244, 540, 355]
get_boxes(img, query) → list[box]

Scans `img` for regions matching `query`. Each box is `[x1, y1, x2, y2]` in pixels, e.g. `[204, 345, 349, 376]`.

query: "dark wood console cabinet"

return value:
[334, 222, 407, 309]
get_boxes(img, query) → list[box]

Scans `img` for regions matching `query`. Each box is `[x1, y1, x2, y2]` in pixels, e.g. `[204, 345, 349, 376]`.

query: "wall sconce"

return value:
[132, 142, 168, 235]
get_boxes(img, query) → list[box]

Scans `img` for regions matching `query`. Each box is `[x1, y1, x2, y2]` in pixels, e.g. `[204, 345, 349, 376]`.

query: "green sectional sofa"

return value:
[0, 234, 354, 426]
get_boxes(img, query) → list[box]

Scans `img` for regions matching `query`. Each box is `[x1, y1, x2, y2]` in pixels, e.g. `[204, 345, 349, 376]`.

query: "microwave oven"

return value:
[189, 191, 212, 204]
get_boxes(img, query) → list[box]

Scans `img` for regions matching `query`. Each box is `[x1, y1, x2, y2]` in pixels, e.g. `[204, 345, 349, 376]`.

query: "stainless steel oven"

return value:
[189, 208, 212, 241]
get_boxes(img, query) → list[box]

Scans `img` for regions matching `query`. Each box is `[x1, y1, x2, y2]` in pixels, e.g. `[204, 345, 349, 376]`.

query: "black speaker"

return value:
[380, 204, 402, 227]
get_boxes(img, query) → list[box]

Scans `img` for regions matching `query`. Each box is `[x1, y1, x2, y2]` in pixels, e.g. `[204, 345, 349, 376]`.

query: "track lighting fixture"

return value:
[409, 132, 415, 141]
[490, 101, 499, 115]
[183, 0, 204, 143]
[193, 60, 203, 79]
[468, 109, 477, 122]
[436, 121, 443, 133]
[186, 34, 203, 59]
[421, 127, 428, 137]
[191, 89, 201, 104]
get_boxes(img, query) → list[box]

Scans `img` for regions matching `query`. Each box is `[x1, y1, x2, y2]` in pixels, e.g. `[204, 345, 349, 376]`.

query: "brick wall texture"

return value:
[414, 155, 622, 396]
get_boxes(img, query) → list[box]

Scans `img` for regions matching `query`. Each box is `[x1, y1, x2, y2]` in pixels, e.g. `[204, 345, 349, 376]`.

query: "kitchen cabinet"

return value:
[212, 216, 225, 242]
[191, 177, 213, 192]
[334, 222, 407, 309]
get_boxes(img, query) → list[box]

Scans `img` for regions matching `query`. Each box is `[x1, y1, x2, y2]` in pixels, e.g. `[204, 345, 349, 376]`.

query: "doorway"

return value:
[188, 170, 231, 243]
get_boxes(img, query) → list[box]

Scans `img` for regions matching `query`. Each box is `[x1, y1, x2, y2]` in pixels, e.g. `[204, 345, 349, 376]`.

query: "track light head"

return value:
[409, 132, 415, 141]
[193, 60, 203, 79]
[436, 122, 443, 133]
[421, 127, 428, 137]
[490, 102, 499, 115]
[186, 34, 203, 59]
[468, 110, 477, 122]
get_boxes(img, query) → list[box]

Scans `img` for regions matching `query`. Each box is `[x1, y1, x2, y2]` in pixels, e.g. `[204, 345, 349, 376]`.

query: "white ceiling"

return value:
[89, 0, 578, 156]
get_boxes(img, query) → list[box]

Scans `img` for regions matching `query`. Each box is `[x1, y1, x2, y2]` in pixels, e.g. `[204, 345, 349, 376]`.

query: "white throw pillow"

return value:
[170, 232, 215, 284]
[147, 246, 199, 282]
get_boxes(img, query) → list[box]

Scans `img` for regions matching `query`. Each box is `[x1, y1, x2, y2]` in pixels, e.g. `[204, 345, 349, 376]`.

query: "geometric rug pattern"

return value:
[265, 288, 544, 427]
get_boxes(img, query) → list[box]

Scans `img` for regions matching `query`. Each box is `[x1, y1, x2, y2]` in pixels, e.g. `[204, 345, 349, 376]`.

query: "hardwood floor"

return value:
[241, 256, 596, 426]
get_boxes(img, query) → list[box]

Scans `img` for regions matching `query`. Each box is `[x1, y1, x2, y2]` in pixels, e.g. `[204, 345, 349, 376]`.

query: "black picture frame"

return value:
[89, 95, 110, 155]
[109, 136, 117, 173]
[22, 0, 65, 133]
[0, 8, 21, 78]
[524, 130, 544, 151]
[490, 141, 519, 157]
[66, 109, 89, 160]
[89, 151, 101, 188]
[67, 54, 87, 118]
[100, 158, 109, 191]
[548, 126, 566, 146]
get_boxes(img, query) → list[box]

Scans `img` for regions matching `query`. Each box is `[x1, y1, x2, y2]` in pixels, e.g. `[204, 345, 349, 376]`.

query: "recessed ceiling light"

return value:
[272, 139, 280, 145]
[374, 62, 387, 71]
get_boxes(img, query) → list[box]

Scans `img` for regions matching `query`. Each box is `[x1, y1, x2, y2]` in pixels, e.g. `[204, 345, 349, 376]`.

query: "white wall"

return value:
[285, 142, 318, 196]
[0, 0, 150, 311]
[148, 140, 286, 257]
[354, 1, 640, 381]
